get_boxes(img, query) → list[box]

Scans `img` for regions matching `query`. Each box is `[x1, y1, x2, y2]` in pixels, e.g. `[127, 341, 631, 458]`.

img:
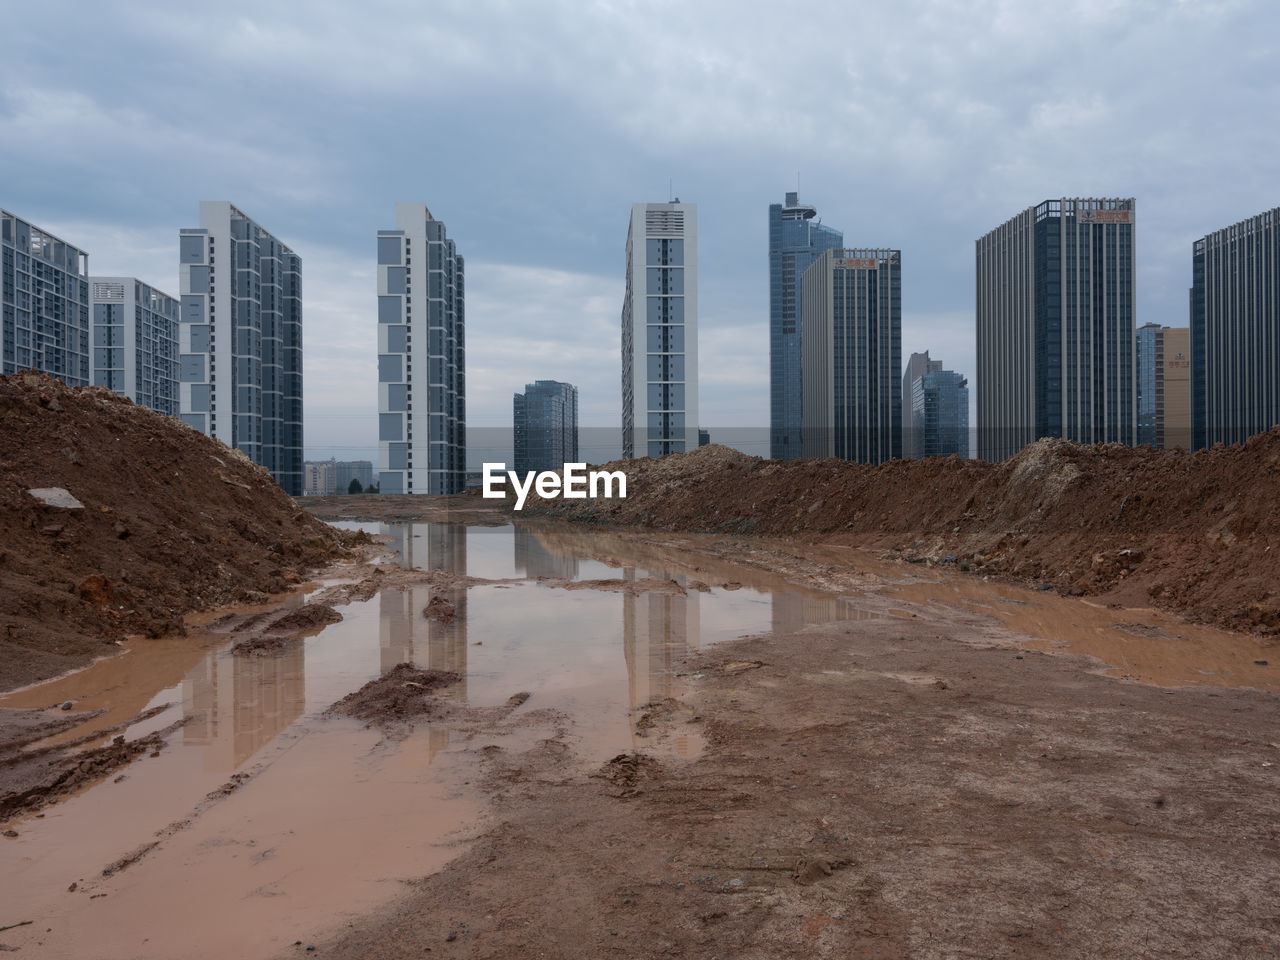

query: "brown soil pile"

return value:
[0, 372, 351, 692]
[326, 663, 463, 726]
[521, 438, 1280, 634]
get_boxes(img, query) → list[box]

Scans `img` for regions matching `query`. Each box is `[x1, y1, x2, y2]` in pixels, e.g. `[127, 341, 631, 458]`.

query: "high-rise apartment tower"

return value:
[377, 203, 465, 494]
[2, 210, 90, 383]
[178, 202, 303, 495]
[622, 201, 698, 459]
[90, 277, 179, 416]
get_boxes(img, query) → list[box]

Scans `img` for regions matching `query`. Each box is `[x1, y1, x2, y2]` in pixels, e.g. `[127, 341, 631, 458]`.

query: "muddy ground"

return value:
[2, 437, 1278, 957]
[512, 438, 1280, 637]
[293, 502, 1278, 959]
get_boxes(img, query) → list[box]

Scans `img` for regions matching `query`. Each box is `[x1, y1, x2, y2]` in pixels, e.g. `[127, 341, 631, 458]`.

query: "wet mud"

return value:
[1, 506, 1277, 958]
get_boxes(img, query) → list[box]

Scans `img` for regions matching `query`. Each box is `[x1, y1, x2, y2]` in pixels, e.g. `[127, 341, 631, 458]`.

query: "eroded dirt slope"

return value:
[0, 372, 350, 691]
[520, 438, 1280, 635]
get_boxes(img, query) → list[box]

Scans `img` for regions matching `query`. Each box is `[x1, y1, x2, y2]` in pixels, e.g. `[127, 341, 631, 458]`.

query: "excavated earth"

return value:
[3, 388, 1279, 958]
[517, 439, 1280, 637]
[0, 372, 354, 692]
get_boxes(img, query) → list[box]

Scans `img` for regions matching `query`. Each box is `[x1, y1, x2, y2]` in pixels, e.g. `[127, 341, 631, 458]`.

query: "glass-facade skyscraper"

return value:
[1191, 206, 1280, 449]
[976, 198, 1136, 461]
[902, 350, 942, 457]
[769, 192, 843, 460]
[377, 203, 466, 495]
[179, 202, 303, 495]
[514, 379, 578, 475]
[622, 201, 697, 459]
[801, 249, 902, 464]
[912, 368, 969, 459]
[2, 210, 90, 384]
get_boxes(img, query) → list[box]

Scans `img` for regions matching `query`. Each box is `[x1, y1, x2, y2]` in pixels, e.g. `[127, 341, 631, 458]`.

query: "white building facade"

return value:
[89, 277, 179, 416]
[178, 202, 303, 495]
[622, 201, 698, 458]
[377, 203, 465, 495]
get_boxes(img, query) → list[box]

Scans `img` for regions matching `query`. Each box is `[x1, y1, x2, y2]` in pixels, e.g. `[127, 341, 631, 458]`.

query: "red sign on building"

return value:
[1079, 210, 1133, 225]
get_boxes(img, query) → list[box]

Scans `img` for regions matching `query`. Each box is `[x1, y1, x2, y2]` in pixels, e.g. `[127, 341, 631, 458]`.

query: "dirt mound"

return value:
[0, 372, 352, 691]
[326, 663, 463, 726]
[521, 439, 1280, 634]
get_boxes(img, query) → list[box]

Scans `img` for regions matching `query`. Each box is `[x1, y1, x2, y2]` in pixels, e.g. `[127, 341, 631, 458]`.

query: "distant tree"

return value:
[366, 482, 380, 494]
[347, 478, 363, 495]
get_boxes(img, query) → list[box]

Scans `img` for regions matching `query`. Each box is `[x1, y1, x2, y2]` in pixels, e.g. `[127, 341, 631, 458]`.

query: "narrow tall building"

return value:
[178, 203, 303, 495]
[90, 277, 179, 416]
[513, 380, 578, 475]
[1, 210, 90, 383]
[622, 201, 697, 459]
[801, 249, 901, 464]
[901, 350, 942, 458]
[768, 192, 843, 460]
[976, 198, 1136, 461]
[377, 203, 465, 495]
[1137, 323, 1192, 449]
[1191, 206, 1280, 449]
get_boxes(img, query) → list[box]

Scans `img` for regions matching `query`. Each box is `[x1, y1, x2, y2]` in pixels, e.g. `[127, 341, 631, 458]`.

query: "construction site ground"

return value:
[2, 376, 1278, 959]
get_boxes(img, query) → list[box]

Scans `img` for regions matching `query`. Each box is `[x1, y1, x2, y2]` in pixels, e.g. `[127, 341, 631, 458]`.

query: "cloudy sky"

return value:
[3, 0, 1276, 462]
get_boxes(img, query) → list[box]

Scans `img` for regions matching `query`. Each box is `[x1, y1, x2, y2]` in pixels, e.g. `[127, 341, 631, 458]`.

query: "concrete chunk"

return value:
[27, 487, 84, 510]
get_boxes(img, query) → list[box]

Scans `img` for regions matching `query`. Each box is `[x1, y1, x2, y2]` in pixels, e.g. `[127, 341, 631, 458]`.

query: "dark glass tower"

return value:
[768, 192, 843, 460]
[513, 379, 578, 475]
[801, 249, 902, 465]
[1190, 206, 1280, 449]
[976, 198, 1136, 461]
[913, 368, 969, 458]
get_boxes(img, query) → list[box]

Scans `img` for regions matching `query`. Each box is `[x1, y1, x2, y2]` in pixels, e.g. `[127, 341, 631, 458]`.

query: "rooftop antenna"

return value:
[796, 171, 800, 196]
[668, 178, 673, 202]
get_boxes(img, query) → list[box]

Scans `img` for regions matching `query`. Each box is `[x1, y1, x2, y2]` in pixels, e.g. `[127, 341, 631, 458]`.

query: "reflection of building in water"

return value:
[379, 585, 468, 682]
[379, 522, 469, 763]
[771, 591, 854, 634]
[513, 526, 580, 580]
[182, 642, 306, 771]
[622, 569, 700, 748]
[384, 521, 467, 574]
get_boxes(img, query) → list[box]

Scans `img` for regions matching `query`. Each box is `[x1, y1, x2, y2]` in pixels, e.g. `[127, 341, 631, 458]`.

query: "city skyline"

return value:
[3, 1, 1276, 462]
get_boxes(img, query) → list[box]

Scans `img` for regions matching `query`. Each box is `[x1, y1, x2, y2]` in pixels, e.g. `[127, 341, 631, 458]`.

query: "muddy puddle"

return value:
[0, 521, 867, 959]
[1, 520, 1274, 958]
